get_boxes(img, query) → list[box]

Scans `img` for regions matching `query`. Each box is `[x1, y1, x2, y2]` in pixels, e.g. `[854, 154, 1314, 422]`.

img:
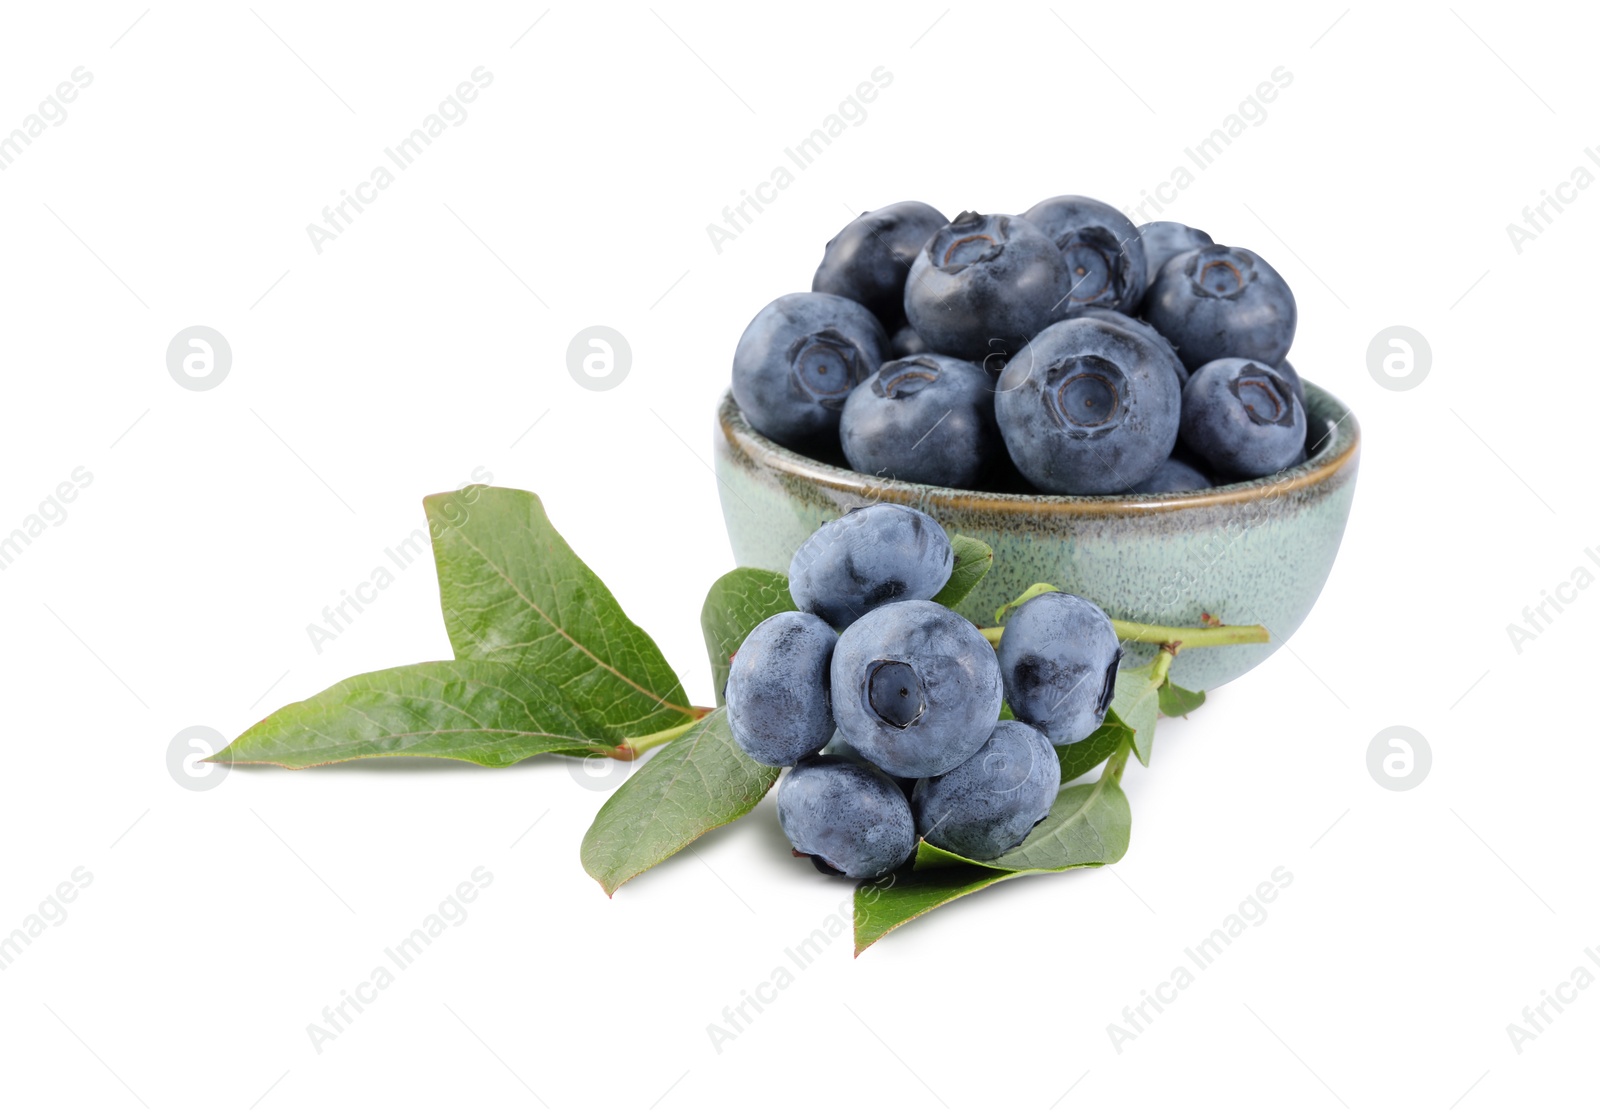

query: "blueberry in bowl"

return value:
[840, 354, 1001, 490]
[731, 292, 890, 450]
[1023, 194, 1148, 314]
[812, 201, 949, 333]
[1179, 358, 1306, 480]
[1141, 244, 1297, 371]
[903, 211, 1069, 364]
[994, 316, 1182, 495]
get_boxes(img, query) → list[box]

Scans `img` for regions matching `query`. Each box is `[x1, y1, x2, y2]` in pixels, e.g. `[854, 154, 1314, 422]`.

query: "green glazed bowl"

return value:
[712, 382, 1360, 692]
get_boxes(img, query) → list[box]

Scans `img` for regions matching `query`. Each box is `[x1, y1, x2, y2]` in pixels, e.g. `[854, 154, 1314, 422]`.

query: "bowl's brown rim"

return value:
[716, 379, 1361, 516]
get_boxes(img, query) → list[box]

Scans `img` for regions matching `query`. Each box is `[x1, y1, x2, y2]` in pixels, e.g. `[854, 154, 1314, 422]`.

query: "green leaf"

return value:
[580, 708, 779, 895]
[426, 487, 694, 741]
[1056, 714, 1132, 782]
[932, 534, 993, 609]
[1111, 669, 1161, 766]
[699, 568, 796, 703]
[993, 581, 1059, 624]
[1158, 679, 1206, 718]
[208, 661, 612, 769]
[852, 865, 1012, 955]
[853, 777, 1133, 952]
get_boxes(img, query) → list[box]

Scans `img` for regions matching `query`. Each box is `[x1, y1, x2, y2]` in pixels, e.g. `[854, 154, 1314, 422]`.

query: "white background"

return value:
[1, 2, 1594, 1114]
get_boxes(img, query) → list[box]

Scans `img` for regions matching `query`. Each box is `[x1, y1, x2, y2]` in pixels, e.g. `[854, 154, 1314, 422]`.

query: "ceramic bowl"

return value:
[712, 380, 1359, 692]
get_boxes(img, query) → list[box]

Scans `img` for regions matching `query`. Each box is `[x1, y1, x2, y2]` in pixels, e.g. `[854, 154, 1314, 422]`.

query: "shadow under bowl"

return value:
[713, 382, 1359, 692]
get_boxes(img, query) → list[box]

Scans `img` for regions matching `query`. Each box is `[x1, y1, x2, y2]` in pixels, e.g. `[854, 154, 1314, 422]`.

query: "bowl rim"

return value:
[716, 379, 1360, 516]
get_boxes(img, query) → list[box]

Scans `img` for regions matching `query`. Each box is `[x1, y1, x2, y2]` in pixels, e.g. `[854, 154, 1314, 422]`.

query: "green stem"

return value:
[1112, 619, 1269, 649]
[610, 706, 714, 760]
[1098, 739, 1133, 787]
[1147, 648, 1174, 688]
[977, 618, 1269, 652]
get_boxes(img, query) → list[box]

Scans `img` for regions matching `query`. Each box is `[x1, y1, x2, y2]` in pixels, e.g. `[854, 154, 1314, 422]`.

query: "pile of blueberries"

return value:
[726, 503, 1122, 878]
[731, 196, 1308, 495]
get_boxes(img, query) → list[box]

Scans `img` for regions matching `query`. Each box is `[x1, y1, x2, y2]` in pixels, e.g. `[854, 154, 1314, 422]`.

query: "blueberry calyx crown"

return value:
[873, 356, 941, 399]
[1230, 365, 1296, 427]
[1044, 355, 1129, 436]
[932, 212, 1005, 272]
[1060, 225, 1128, 305]
[866, 659, 925, 728]
[1188, 246, 1255, 299]
[787, 328, 869, 408]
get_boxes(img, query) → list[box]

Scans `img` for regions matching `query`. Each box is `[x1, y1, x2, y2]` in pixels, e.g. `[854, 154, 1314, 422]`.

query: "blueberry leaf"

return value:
[1111, 669, 1161, 766]
[1157, 679, 1205, 717]
[1056, 713, 1133, 782]
[993, 581, 1060, 624]
[700, 568, 796, 703]
[426, 487, 695, 741]
[854, 778, 1132, 952]
[852, 866, 1013, 955]
[931, 534, 993, 609]
[580, 708, 779, 896]
[207, 660, 613, 769]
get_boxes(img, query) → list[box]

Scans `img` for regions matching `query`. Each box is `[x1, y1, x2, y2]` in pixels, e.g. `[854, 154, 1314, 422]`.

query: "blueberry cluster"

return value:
[730, 197, 1307, 495]
[725, 503, 1122, 876]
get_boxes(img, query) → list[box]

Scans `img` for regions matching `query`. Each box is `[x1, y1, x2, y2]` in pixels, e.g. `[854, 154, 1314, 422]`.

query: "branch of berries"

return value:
[210, 485, 1267, 951]
[585, 502, 1267, 951]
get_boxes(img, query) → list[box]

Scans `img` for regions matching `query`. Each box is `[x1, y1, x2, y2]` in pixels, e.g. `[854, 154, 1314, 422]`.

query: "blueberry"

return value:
[812, 201, 949, 331]
[1065, 306, 1189, 390]
[890, 323, 929, 357]
[997, 592, 1121, 745]
[1022, 195, 1147, 313]
[1123, 454, 1212, 494]
[1141, 245, 1297, 371]
[1138, 220, 1213, 287]
[1275, 357, 1306, 410]
[732, 292, 890, 449]
[903, 211, 1069, 363]
[994, 316, 1182, 495]
[912, 721, 1060, 860]
[840, 355, 1001, 489]
[724, 611, 837, 766]
[789, 504, 953, 629]
[777, 754, 915, 878]
[830, 599, 1004, 778]
[1179, 358, 1307, 479]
